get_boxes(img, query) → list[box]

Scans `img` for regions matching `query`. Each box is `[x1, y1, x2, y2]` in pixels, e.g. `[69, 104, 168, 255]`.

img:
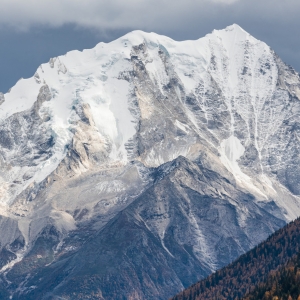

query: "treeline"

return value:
[171, 217, 300, 300]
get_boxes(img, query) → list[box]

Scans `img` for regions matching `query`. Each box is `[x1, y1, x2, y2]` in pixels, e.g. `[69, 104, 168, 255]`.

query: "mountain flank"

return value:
[171, 217, 300, 300]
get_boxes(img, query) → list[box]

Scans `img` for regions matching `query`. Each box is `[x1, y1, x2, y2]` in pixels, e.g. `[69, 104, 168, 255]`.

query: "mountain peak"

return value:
[210, 23, 256, 43]
[225, 23, 246, 32]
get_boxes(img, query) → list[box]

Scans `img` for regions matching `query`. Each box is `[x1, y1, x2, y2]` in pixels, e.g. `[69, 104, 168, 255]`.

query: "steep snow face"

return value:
[167, 24, 278, 172]
[0, 37, 140, 204]
[2, 43, 137, 158]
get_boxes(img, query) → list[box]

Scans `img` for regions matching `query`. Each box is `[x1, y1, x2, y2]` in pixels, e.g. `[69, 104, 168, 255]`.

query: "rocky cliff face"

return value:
[0, 24, 300, 299]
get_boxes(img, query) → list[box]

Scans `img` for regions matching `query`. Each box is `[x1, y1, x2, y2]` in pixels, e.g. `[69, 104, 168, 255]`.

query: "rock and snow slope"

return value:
[0, 24, 300, 299]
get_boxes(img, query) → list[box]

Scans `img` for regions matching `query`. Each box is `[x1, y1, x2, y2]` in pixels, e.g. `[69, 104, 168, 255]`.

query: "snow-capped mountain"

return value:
[0, 24, 300, 299]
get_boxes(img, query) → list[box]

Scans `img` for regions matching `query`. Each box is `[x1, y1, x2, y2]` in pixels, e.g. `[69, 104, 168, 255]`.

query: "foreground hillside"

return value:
[171, 217, 300, 300]
[244, 252, 300, 300]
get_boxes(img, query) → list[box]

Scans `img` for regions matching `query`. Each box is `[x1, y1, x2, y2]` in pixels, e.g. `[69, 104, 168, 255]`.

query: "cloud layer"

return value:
[0, 0, 298, 31]
[1, 0, 237, 30]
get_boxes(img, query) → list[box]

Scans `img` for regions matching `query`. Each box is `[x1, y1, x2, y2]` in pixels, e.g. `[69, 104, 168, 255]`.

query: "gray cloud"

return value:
[1, 0, 240, 30]
[0, 0, 298, 33]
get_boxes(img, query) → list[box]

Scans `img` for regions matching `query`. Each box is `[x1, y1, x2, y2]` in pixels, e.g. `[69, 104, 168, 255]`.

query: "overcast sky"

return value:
[1, 0, 300, 93]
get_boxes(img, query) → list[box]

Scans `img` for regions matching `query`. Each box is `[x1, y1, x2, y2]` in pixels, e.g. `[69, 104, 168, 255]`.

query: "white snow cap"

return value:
[0, 24, 274, 205]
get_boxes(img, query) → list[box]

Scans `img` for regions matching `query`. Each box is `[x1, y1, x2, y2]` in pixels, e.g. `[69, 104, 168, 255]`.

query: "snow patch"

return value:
[175, 120, 190, 133]
[220, 135, 267, 198]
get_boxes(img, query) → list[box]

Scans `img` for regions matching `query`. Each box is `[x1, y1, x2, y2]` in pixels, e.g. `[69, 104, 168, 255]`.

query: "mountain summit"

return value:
[0, 24, 300, 299]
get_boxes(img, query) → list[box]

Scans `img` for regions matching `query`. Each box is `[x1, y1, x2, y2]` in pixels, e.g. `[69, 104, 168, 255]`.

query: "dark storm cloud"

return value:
[1, 0, 300, 92]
